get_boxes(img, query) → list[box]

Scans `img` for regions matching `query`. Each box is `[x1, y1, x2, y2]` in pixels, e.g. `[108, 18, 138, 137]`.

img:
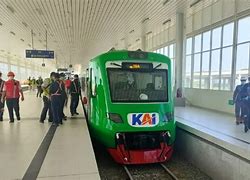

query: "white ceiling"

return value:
[0, 0, 202, 69]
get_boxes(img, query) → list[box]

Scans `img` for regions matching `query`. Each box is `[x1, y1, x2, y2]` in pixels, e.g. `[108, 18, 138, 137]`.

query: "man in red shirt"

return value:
[1, 72, 24, 123]
[65, 77, 71, 95]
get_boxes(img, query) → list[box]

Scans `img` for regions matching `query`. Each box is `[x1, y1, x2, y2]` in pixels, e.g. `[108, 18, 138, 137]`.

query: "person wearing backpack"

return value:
[50, 73, 63, 126]
[39, 72, 55, 123]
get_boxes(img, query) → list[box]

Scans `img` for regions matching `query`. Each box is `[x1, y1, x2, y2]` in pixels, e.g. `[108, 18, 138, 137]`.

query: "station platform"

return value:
[175, 106, 250, 180]
[0, 92, 100, 180]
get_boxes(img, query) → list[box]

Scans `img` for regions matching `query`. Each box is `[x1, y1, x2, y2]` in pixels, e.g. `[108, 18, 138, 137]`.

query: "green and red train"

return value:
[84, 49, 175, 164]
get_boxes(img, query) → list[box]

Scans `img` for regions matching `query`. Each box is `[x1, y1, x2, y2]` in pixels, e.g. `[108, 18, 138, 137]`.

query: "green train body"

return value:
[86, 50, 176, 164]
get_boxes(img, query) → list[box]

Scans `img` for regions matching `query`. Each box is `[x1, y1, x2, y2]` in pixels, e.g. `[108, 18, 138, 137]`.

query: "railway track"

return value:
[123, 163, 179, 180]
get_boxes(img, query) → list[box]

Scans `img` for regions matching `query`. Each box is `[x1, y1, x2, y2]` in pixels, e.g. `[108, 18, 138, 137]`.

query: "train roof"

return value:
[90, 49, 171, 64]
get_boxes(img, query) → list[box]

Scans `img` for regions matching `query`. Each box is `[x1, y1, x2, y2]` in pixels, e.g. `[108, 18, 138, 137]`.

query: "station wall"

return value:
[129, 0, 250, 115]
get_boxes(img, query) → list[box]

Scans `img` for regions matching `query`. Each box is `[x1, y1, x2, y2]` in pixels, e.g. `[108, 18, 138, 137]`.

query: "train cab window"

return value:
[107, 68, 168, 103]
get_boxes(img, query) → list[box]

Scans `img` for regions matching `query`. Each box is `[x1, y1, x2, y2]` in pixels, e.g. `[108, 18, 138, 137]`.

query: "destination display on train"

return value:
[26, 50, 54, 59]
[122, 62, 153, 70]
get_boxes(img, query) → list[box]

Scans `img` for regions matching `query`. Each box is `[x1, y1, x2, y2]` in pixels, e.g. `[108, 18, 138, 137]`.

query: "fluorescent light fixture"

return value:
[20, 38, 24, 42]
[6, 5, 15, 13]
[129, 30, 135, 34]
[163, 0, 170, 6]
[146, 31, 152, 35]
[22, 22, 28, 27]
[36, 8, 43, 16]
[163, 19, 171, 25]
[120, 37, 125, 41]
[142, 17, 150, 24]
[10, 31, 15, 36]
[28, 44, 31, 47]
[136, 39, 140, 42]
[190, 0, 202, 7]
[0, 22, 2, 26]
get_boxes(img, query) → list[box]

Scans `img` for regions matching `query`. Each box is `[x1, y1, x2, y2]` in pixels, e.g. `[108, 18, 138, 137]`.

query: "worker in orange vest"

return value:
[1, 71, 24, 123]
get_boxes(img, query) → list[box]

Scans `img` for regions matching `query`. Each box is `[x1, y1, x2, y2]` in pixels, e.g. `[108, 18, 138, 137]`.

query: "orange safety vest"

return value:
[4, 80, 21, 99]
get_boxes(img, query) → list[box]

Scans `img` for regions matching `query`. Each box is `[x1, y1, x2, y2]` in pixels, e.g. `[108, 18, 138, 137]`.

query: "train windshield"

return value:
[107, 68, 168, 103]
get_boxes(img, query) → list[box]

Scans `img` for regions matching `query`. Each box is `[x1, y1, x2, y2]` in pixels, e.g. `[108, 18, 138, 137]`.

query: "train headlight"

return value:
[163, 112, 174, 122]
[108, 113, 123, 123]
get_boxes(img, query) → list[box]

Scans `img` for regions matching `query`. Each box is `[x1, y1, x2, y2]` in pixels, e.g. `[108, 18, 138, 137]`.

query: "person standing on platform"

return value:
[70, 74, 81, 117]
[1, 72, 24, 123]
[65, 77, 71, 95]
[28, 77, 32, 91]
[59, 73, 67, 121]
[242, 87, 250, 133]
[39, 72, 54, 123]
[0, 72, 5, 121]
[36, 76, 43, 98]
[50, 73, 63, 126]
[31, 77, 36, 91]
[239, 76, 250, 132]
[233, 77, 247, 125]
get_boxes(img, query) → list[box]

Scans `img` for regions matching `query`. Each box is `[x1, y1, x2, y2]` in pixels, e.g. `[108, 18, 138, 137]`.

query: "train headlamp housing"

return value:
[108, 113, 123, 123]
[163, 112, 174, 122]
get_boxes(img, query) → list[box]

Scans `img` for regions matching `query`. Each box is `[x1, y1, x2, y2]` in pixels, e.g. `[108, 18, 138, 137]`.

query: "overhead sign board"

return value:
[26, 50, 54, 59]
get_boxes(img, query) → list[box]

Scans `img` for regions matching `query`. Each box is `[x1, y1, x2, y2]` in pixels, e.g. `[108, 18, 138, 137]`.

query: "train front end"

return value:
[103, 51, 175, 164]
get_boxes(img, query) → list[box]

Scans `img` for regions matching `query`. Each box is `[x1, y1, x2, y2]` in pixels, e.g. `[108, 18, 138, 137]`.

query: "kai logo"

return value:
[128, 113, 159, 127]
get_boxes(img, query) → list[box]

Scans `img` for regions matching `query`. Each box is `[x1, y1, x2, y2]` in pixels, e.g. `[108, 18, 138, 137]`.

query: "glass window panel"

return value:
[212, 27, 222, 49]
[185, 55, 192, 88]
[223, 23, 234, 47]
[160, 48, 164, 54]
[0, 63, 8, 79]
[202, 52, 210, 73]
[186, 38, 192, 55]
[238, 16, 250, 44]
[164, 46, 169, 56]
[211, 49, 221, 90]
[221, 47, 233, 90]
[201, 52, 210, 89]
[193, 53, 201, 88]
[221, 47, 233, 73]
[169, 44, 174, 58]
[236, 43, 250, 77]
[202, 31, 211, 51]
[221, 78, 231, 91]
[194, 34, 202, 53]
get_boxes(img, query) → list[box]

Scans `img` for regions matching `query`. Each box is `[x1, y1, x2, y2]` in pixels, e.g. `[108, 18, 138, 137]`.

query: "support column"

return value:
[175, 13, 184, 93]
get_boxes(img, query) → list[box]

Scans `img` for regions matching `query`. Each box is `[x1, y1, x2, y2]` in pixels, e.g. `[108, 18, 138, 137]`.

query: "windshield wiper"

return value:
[154, 63, 162, 69]
[110, 63, 122, 67]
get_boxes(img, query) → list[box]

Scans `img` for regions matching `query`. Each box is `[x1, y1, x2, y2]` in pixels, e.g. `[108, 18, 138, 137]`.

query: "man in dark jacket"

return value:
[50, 73, 63, 126]
[233, 77, 247, 125]
[70, 74, 81, 116]
[239, 76, 250, 132]
[59, 73, 67, 121]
